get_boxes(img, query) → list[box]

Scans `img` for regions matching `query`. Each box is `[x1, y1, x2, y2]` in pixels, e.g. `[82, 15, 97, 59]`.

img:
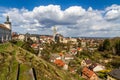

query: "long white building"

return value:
[0, 16, 12, 42]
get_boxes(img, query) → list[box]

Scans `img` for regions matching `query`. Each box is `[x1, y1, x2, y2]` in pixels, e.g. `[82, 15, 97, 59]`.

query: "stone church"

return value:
[0, 16, 12, 42]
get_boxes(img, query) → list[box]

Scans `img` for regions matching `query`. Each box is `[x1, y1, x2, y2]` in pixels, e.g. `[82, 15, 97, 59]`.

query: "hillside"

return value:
[0, 42, 83, 80]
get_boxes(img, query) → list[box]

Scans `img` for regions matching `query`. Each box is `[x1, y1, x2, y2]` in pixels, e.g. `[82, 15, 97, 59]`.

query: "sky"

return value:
[0, 0, 120, 37]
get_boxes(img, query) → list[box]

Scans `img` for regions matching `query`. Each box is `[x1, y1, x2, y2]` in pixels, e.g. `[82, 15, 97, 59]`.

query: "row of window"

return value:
[0, 28, 10, 34]
[0, 28, 11, 42]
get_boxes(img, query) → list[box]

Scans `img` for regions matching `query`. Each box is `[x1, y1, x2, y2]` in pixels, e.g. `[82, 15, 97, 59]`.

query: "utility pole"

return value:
[16, 63, 20, 80]
[32, 68, 37, 80]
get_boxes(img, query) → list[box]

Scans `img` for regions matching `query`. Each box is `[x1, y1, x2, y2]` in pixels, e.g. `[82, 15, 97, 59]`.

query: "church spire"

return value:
[6, 15, 9, 22]
[4, 15, 11, 24]
[4, 15, 11, 30]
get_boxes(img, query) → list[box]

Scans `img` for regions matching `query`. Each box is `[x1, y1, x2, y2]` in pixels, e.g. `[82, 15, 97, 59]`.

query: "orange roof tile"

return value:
[77, 48, 82, 51]
[82, 67, 95, 78]
[54, 59, 65, 67]
[31, 44, 38, 47]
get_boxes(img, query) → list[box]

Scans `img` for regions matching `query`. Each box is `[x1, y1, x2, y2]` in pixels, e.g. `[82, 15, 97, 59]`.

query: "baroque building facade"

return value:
[0, 16, 11, 42]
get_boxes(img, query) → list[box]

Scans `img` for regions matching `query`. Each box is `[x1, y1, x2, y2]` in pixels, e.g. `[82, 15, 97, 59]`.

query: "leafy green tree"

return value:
[98, 39, 111, 51]
[77, 38, 81, 47]
[22, 42, 35, 53]
[26, 37, 33, 45]
[98, 43, 104, 51]
[103, 39, 111, 51]
[107, 58, 120, 68]
[115, 40, 120, 55]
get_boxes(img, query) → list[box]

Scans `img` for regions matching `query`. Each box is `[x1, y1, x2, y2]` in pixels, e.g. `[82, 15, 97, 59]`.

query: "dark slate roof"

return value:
[89, 63, 97, 70]
[108, 68, 120, 80]
[0, 24, 10, 30]
[85, 59, 92, 64]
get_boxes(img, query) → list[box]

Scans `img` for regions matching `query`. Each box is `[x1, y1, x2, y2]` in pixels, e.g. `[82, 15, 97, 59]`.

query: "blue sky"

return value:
[0, 0, 120, 10]
[0, 0, 120, 37]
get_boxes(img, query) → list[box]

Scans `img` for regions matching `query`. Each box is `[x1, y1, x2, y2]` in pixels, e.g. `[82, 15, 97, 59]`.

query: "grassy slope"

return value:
[0, 43, 83, 80]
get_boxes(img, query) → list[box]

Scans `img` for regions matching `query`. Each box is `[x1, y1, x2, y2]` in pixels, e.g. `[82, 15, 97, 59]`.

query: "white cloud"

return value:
[105, 4, 120, 20]
[1, 4, 120, 37]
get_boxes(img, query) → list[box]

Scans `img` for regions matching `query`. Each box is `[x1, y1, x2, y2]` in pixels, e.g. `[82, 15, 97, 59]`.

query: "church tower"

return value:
[4, 15, 11, 30]
[4, 15, 12, 40]
[52, 26, 57, 41]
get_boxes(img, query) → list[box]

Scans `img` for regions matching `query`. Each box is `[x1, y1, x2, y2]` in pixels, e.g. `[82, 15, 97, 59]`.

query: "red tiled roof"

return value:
[77, 48, 82, 51]
[31, 44, 38, 47]
[82, 67, 95, 78]
[54, 59, 65, 67]
[12, 35, 19, 37]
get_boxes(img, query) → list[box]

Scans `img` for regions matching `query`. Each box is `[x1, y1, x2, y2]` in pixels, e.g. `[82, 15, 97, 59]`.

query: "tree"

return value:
[77, 38, 81, 47]
[98, 43, 104, 51]
[22, 42, 35, 53]
[98, 39, 111, 51]
[103, 39, 111, 51]
[115, 40, 120, 55]
[27, 37, 33, 45]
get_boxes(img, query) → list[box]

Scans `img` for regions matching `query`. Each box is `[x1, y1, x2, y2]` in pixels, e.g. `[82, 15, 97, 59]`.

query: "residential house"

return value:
[81, 40, 86, 48]
[50, 54, 61, 62]
[69, 67, 77, 74]
[18, 34, 25, 41]
[54, 59, 65, 67]
[64, 54, 74, 60]
[81, 59, 92, 67]
[77, 47, 83, 52]
[70, 48, 77, 55]
[40, 35, 53, 43]
[30, 35, 39, 42]
[69, 38, 77, 44]
[61, 38, 68, 43]
[54, 59, 68, 70]
[89, 63, 105, 72]
[31, 43, 39, 49]
[88, 48, 98, 52]
[107, 68, 120, 80]
[63, 64, 68, 70]
[82, 67, 98, 80]
[12, 32, 19, 40]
